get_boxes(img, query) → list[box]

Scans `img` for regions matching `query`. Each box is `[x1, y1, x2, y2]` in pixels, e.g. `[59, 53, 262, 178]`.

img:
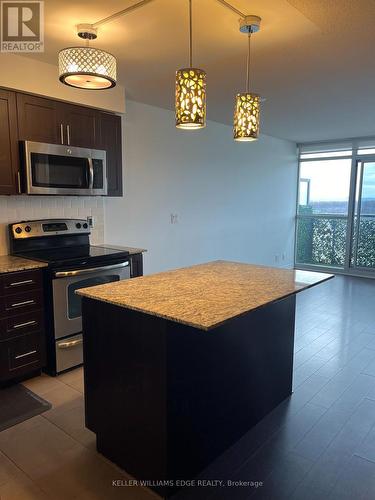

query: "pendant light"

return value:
[233, 16, 261, 142]
[59, 24, 117, 90]
[175, 0, 206, 129]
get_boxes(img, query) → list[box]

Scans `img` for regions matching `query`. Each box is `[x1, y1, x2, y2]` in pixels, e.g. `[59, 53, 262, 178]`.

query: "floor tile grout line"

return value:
[0, 447, 54, 500]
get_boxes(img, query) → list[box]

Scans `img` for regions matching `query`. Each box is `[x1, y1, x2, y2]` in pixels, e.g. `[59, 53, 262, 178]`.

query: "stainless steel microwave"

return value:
[22, 141, 107, 196]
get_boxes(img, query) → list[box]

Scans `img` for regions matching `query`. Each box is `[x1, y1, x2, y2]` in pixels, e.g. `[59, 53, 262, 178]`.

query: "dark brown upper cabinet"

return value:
[0, 90, 19, 195]
[16, 93, 61, 144]
[98, 112, 123, 197]
[17, 93, 98, 149]
[62, 104, 98, 149]
[3, 89, 123, 197]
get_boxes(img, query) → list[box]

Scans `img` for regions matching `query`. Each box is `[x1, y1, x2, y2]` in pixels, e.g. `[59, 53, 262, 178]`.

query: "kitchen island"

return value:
[78, 261, 333, 495]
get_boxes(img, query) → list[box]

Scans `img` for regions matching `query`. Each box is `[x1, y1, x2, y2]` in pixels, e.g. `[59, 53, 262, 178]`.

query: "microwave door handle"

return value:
[88, 158, 94, 189]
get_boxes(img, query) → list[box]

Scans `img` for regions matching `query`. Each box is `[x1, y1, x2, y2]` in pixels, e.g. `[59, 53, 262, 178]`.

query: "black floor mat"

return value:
[0, 384, 51, 432]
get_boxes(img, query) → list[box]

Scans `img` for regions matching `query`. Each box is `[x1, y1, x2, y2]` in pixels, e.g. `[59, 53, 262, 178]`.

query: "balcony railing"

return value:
[296, 213, 375, 269]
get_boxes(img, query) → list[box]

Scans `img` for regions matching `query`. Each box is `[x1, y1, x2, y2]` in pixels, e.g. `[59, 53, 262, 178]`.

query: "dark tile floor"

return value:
[175, 275, 375, 500]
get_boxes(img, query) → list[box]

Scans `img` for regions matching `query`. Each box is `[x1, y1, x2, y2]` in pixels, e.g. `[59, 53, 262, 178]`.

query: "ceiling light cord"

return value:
[189, 0, 193, 67]
[246, 33, 251, 93]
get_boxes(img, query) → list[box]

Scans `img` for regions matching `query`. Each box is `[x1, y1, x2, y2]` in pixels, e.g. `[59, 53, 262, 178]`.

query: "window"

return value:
[295, 139, 375, 273]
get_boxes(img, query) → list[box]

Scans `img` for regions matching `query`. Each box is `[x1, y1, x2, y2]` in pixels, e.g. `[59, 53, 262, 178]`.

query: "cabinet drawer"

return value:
[1, 270, 42, 295]
[2, 290, 42, 317]
[0, 332, 45, 381]
[0, 310, 43, 340]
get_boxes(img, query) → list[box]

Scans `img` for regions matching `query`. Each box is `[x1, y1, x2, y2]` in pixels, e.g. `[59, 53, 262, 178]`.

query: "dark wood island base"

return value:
[82, 294, 296, 497]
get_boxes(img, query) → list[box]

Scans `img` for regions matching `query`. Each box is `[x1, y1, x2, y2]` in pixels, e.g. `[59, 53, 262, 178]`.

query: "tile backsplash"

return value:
[0, 196, 105, 255]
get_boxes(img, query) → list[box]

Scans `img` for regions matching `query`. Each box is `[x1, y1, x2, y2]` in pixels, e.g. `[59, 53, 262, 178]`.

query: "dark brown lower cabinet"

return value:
[0, 269, 46, 383]
[82, 294, 295, 497]
[130, 253, 143, 278]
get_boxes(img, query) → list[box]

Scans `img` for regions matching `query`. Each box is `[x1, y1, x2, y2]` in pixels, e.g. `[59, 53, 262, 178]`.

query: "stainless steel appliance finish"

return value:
[52, 261, 130, 340]
[11, 219, 90, 239]
[9, 218, 131, 375]
[23, 141, 107, 196]
[56, 334, 83, 373]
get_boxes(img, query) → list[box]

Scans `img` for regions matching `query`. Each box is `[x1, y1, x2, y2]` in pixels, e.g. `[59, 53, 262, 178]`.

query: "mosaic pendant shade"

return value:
[175, 68, 206, 129]
[233, 92, 260, 141]
[59, 47, 117, 90]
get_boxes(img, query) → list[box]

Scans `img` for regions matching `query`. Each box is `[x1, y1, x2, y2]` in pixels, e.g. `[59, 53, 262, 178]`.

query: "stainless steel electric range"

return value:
[9, 219, 130, 375]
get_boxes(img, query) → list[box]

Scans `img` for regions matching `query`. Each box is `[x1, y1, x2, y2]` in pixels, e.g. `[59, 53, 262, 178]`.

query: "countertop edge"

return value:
[0, 257, 48, 274]
[78, 273, 335, 331]
[102, 245, 147, 255]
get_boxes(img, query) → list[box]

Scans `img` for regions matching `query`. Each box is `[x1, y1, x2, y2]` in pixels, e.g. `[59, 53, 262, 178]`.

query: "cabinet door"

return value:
[16, 93, 61, 144]
[62, 104, 98, 148]
[98, 112, 123, 197]
[130, 254, 143, 277]
[0, 90, 19, 195]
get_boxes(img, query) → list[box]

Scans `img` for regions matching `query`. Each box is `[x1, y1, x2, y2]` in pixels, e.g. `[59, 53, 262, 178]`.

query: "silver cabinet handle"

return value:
[11, 300, 35, 308]
[60, 123, 64, 144]
[15, 350, 37, 360]
[17, 171, 21, 193]
[13, 320, 37, 329]
[58, 339, 83, 349]
[67, 124, 71, 145]
[54, 261, 129, 278]
[9, 279, 34, 287]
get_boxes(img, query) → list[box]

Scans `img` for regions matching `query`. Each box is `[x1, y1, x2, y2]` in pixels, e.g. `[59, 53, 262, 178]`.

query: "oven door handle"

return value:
[54, 261, 129, 278]
[58, 339, 83, 349]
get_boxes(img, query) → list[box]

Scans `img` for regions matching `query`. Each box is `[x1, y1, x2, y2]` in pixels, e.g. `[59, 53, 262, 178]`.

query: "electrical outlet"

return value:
[170, 214, 178, 224]
[87, 216, 95, 228]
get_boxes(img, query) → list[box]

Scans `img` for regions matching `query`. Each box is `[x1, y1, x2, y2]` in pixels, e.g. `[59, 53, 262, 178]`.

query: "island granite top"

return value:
[77, 260, 333, 331]
[0, 255, 48, 274]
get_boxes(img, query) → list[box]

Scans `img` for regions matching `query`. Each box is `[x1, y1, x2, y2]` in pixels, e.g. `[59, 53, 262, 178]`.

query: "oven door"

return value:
[52, 260, 130, 340]
[24, 141, 107, 196]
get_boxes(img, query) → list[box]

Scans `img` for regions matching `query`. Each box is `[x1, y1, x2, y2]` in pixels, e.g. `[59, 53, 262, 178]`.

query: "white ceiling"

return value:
[28, 0, 375, 142]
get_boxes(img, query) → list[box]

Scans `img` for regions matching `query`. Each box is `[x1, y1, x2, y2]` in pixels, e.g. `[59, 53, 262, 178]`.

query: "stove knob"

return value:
[25, 226, 31, 233]
[83, 223, 88, 229]
[15, 227, 22, 234]
[76, 223, 82, 229]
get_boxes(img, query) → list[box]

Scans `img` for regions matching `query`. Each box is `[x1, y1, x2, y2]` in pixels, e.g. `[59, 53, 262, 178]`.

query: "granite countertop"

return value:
[103, 245, 147, 255]
[77, 260, 333, 331]
[0, 255, 48, 274]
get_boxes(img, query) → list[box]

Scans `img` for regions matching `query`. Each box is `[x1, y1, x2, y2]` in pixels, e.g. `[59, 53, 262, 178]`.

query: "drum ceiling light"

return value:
[59, 24, 116, 90]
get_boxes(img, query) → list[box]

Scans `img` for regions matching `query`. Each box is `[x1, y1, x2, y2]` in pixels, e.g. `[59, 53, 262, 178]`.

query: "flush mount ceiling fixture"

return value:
[59, 24, 117, 90]
[233, 16, 262, 142]
[59, 0, 264, 142]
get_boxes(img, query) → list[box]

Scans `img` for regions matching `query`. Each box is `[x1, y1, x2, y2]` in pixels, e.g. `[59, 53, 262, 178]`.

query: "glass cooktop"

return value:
[14, 245, 130, 269]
